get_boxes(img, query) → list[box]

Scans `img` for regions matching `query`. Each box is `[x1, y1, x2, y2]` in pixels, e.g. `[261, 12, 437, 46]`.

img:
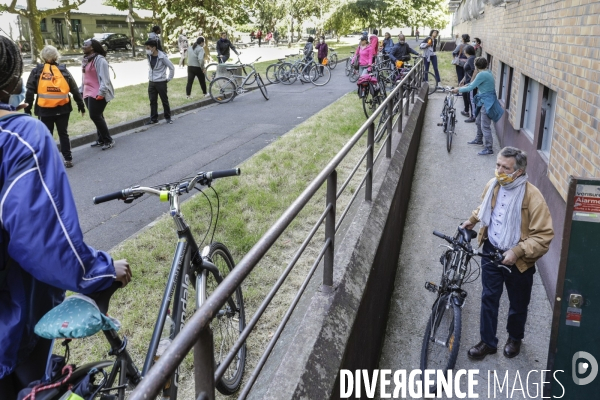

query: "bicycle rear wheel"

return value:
[446, 111, 455, 153]
[349, 68, 360, 83]
[266, 64, 280, 84]
[210, 77, 236, 103]
[204, 242, 246, 395]
[420, 294, 461, 373]
[329, 54, 338, 69]
[243, 66, 257, 86]
[205, 63, 218, 82]
[362, 89, 380, 118]
[256, 73, 269, 100]
[310, 64, 331, 86]
[278, 62, 296, 85]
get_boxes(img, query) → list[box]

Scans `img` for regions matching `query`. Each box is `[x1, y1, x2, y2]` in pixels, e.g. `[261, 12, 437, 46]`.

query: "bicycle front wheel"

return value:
[206, 242, 246, 395]
[349, 68, 360, 83]
[278, 62, 296, 85]
[256, 73, 269, 100]
[420, 294, 461, 373]
[243, 65, 257, 86]
[425, 72, 437, 95]
[205, 63, 218, 82]
[362, 89, 380, 119]
[344, 58, 352, 76]
[446, 111, 455, 153]
[329, 54, 338, 69]
[310, 64, 331, 86]
[210, 77, 236, 103]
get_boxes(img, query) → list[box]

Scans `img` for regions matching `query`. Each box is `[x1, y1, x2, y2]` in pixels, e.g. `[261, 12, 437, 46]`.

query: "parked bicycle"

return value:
[210, 59, 268, 103]
[205, 54, 257, 84]
[29, 169, 246, 399]
[420, 227, 505, 394]
[265, 54, 298, 84]
[327, 47, 338, 69]
[437, 86, 457, 153]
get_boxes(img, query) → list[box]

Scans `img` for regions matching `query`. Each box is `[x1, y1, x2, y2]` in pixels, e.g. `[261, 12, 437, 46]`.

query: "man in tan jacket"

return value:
[460, 147, 554, 361]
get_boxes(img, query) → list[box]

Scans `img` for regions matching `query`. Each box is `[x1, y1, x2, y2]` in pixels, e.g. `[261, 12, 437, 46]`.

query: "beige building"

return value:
[12, 0, 152, 48]
[450, 0, 600, 301]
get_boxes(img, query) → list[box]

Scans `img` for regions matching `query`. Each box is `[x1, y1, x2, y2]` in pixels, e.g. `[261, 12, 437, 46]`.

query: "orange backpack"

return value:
[37, 63, 70, 108]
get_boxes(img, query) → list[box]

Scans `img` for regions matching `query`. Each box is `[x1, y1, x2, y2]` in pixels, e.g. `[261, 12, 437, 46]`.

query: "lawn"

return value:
[63, 91, 375, 398]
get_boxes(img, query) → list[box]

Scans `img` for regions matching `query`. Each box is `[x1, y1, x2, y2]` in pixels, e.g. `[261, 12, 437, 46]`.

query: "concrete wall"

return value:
[248, 85, 429, 399]
[451, 0, 600, 301]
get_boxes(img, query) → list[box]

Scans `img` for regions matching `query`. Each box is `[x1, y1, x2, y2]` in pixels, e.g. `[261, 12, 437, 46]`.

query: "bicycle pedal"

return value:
[424, 282, 438, 292]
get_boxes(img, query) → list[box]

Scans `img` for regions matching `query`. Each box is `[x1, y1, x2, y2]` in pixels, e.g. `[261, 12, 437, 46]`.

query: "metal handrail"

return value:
[129, 57, 424, 400]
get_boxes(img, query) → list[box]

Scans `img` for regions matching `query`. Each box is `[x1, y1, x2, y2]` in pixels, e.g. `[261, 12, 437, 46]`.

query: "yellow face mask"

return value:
[495, 169, 519, 186]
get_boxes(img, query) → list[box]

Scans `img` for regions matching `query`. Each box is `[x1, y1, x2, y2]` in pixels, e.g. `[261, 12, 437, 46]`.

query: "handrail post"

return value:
[366, 123, 374, 200]
[386, 101, 392, 158]
[194, 327, 215, 400]
[411, 73, 416, 104]
[323, 170, 337, 291]
[405, 82, 410, 116]
[398, 86, 404, 133]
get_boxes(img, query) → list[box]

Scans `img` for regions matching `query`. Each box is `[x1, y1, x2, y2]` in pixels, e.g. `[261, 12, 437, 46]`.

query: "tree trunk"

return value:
[411, 26, 414, 36]
[290, 17, 294, 43]
[29, 14, 44, 63]
[64, 12, 73, 50]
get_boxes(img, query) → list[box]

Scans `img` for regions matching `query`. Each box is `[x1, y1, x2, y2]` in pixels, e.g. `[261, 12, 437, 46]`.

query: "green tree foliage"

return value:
[0, 0, 86, 63]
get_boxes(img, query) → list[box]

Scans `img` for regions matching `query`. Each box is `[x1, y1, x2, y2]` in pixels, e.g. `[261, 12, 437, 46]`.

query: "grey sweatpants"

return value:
[475, 107, 493, 150]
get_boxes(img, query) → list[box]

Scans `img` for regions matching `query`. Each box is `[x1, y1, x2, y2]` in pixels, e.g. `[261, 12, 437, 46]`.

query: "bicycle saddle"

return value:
[458, 226, 477, 242]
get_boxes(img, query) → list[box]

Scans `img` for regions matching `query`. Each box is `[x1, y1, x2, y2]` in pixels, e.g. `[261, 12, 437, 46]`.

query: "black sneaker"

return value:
[90, 141, 104, 147]
[102, 140, 115, 150]
[145, 120, 158, 126]
[461, 110, 470, 117]
[478, 148, 494, 156]
[166, 119, 173, 124]
[465, 117, 476, 123]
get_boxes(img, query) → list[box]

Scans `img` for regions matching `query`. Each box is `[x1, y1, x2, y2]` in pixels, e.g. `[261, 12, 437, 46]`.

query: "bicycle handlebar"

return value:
[93, 168, 241, 205]
[432, 229, 505, 264]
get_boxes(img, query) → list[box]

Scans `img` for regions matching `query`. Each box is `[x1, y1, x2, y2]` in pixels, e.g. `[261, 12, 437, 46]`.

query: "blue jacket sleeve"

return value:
[1, 118, 116, 294]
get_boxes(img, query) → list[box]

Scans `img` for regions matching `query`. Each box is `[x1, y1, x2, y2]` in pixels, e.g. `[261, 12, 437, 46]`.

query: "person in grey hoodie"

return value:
[186, 37, 210, 98]
[145, 39, 175, 124]
[148, 26, 164, 52]
[80, 39, 115, 150]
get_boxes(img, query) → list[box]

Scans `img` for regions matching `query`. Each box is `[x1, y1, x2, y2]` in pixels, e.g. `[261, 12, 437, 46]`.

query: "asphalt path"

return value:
[70, 65, 353, 251]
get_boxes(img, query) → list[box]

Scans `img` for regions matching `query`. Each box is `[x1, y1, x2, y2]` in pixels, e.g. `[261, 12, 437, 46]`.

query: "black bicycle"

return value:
[437, 87, 457, 153]
[420, 227, 506, 390]
[31, 169, 246, 399]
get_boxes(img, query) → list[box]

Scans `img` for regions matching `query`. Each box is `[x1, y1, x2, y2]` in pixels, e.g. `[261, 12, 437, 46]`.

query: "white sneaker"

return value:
[204, 93, 210, 98]
[186, 95, 192, 99]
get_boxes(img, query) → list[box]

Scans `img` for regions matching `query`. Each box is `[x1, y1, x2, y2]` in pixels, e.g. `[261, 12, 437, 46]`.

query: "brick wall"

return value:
[453, 0, 600, 200]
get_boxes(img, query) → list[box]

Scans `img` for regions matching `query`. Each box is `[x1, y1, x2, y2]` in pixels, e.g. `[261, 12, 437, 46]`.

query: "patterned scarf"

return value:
[82, 53, 97, 72]
[477, 174, 528, 250]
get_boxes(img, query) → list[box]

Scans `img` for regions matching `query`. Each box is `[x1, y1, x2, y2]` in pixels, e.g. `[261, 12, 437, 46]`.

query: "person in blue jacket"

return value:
[381, 32, 394, 54]
[0, 36, 132, 398]
[452, 57, 504, 156]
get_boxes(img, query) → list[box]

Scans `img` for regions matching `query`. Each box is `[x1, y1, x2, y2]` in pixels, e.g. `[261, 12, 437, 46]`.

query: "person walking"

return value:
[474, 37, 483, 57]
[266, 31, 273, 46]
[315, 35, 328, 75]
[0, 36, 132, 399]
[256, 29, 263, 47]
[460, 45, 477, 123]
[369, 29, 379, 63]
[24, 45, 85, 168]
[186, 37, 210, 99]
[460, 147, 553, 361]
[250, 30, 255, 42]
[216, 32, 239, 64]
[178, 30, 189, 68]
[80, 39, 115, 150]
[420, 29, 441, 89]
[145, 39, 175, 125]
[382, 32, 394, 54]
[148, 25, 164, 52]
[452, 57, 504, 155]
[415, 29, 420, 41]
[452, 33, 470, 86]
[356, 35, 373, 76]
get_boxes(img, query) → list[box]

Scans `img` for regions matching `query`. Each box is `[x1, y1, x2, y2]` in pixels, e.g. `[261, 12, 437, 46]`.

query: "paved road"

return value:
[378, 91, 552, 398]
[70, 66, 353, 250]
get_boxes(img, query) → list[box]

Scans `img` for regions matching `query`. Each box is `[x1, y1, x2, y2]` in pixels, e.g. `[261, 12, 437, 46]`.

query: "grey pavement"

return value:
[378, 91, 553, 398]
[70, 66, 353, 251]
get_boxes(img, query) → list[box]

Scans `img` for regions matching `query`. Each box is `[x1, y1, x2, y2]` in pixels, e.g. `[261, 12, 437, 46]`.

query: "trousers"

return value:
[475, 106, 493, 150]
[40, 113, 71, 161]
[480, 239, 535, 348]
[186, 66, 207, 95]
[84, 97, 112, 144]
[148, 81, 171, 122]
